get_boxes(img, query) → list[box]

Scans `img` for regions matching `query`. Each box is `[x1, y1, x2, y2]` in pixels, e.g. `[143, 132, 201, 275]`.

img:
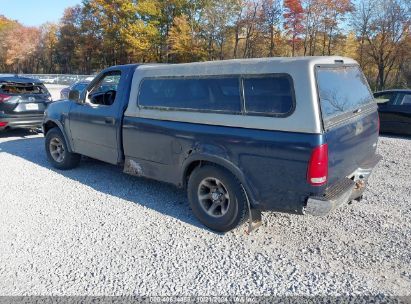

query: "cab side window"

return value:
[87, 71, 121, 106]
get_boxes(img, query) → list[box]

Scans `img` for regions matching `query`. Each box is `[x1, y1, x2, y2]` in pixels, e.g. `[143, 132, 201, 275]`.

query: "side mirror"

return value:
[68, 90, 80, 102]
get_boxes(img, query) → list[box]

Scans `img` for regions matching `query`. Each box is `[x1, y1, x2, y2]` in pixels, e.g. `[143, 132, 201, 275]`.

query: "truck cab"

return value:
[44, 64, 139, 164]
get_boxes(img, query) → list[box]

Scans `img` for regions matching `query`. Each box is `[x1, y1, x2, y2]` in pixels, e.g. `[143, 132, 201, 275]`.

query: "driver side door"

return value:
[68, 70, 122, 164]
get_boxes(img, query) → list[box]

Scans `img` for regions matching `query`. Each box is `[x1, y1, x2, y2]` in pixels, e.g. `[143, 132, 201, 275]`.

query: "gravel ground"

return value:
[0, 130, 410, 297]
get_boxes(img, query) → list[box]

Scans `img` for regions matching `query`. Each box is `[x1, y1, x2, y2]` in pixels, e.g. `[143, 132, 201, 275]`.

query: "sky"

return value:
[0, 0, 82, 27]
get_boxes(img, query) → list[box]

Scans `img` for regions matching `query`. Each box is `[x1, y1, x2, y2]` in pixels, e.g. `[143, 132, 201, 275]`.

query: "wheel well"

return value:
[43, 121, 58, 135]
[183, 159, 259, 210]
[184, 160, 201, 187]
[184, 160, 239, 188]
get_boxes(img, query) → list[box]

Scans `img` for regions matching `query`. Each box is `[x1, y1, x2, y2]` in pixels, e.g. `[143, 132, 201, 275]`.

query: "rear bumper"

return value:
[0, 114, 44, 130]
[304, 154, 382, 216]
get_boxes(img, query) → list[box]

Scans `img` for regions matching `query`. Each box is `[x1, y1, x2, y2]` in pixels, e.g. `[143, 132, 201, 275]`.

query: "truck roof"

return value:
[136, 56, 358, 73]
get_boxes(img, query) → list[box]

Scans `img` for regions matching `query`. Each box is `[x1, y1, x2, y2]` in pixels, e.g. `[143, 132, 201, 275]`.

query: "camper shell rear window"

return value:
[316, 65, 374, 126]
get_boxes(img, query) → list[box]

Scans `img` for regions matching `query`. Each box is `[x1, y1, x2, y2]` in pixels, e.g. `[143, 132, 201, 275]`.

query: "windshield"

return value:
[316, 66, 373, 123]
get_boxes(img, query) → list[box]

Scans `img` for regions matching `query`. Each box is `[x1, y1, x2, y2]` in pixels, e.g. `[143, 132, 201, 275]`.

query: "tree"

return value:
[0, 15, 19, 71]
[302, 0, 322, 55]
[260, 0, 282, 56]
[83, 0, 141, 65]
[350, 0, 375, 67]
[123, 0, 161, 62]
[359, 0, 410, 90]
[156, 0, 193, 62]
[77, 3, 105, 73]
[168, 14, 205, 62]
[3, 26, 40, 72]
[232, 0, 246, 58]
[241, 0, 262, 58]
[202, 0, 241, 60]
[283, 0, 304, 56]
[57, 6, 82, 73]
[319, 0, 353, 55]
[39, 23, 59, 73]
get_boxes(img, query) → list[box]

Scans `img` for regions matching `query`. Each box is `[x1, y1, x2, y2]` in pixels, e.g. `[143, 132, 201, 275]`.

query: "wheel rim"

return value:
[49, 137, 65, 163]
[197, 177, 230, 218]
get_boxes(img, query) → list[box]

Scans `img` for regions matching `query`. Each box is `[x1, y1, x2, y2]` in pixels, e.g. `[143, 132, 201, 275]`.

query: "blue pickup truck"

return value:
[43, 57, 381, 232]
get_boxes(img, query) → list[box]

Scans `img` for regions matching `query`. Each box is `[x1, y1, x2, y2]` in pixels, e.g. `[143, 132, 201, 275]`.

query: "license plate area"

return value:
[25, 103, 39, 111]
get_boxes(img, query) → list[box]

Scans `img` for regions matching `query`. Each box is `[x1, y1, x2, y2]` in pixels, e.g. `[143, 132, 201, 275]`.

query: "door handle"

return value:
[105, 117, 115, 124]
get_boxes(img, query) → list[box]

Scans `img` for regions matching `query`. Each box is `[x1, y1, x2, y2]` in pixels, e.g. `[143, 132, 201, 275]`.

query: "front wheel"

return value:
[187, 165, 248, 232]
[45, 128, 81, 170]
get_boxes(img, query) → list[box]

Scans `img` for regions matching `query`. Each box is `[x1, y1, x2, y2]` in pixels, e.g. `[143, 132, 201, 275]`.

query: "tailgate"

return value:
[316, 64, 379, 186]
[325, 109, 379, 185]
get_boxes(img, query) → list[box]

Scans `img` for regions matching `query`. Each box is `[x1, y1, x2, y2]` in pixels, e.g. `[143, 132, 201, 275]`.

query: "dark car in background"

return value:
[60, 80, 91, 99]
[374, 89, 411, 136]
[0, 76, 52, 131]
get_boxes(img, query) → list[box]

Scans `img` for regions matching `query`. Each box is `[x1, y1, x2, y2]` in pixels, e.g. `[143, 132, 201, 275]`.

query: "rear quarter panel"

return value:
[123, 117, 324, 213]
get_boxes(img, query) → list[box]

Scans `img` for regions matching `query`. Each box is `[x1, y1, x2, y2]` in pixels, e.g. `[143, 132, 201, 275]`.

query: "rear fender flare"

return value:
[182, 153, 258, 208]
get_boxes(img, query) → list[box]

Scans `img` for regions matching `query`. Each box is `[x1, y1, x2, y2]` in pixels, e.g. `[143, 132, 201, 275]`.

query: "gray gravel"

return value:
[0, 130, 410, 296]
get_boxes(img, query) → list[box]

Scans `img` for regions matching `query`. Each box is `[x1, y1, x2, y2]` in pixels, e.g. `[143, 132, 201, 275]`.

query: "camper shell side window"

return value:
[137, 74, 296, 117]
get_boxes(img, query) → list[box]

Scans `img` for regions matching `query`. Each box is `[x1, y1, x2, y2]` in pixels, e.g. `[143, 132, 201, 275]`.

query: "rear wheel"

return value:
[187, 165, 248, 232]
[45, 128, 81, 170]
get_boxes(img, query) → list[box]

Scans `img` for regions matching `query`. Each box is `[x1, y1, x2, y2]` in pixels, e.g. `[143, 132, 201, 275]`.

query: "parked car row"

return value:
[0, 58, 409, 233]
[22, 74, 94, 86]
[38, 75, 57, 84]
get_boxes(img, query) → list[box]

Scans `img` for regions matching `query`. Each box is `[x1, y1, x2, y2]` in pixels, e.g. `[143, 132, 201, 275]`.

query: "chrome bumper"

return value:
[304, 154, 382, 216]
[304, 178, 356, 216]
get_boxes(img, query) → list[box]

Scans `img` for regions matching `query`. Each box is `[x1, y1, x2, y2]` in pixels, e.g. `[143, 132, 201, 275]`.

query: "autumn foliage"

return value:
[0, 0, 409, 90]
[283, 0, 304, 56]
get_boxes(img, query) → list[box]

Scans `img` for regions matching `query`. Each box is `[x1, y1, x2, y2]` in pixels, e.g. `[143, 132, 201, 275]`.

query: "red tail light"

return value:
[0, 122, 8, 127]
[0, 94, 11, 103]
[307, 144, 328, 186]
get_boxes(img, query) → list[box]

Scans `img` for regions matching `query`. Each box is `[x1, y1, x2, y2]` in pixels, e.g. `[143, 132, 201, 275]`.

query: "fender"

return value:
[181, 152, 260, 209]
[43, 118, 74, 153]
[43, 100, 74, 152]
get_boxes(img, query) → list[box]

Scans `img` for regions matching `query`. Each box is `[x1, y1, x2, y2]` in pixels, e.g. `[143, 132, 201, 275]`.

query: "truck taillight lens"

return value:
[0, 94, 11, 103]
[0, 122, 8, 127]
[307, 144, 328, 186]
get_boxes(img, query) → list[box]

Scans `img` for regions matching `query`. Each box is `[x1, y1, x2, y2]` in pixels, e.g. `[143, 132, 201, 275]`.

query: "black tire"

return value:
[187, 165, 248, 232]
[45, 128, 81, 170]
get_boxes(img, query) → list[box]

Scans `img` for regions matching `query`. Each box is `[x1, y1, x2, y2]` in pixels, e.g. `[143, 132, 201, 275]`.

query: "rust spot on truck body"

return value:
[124, 158, 143, 176]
